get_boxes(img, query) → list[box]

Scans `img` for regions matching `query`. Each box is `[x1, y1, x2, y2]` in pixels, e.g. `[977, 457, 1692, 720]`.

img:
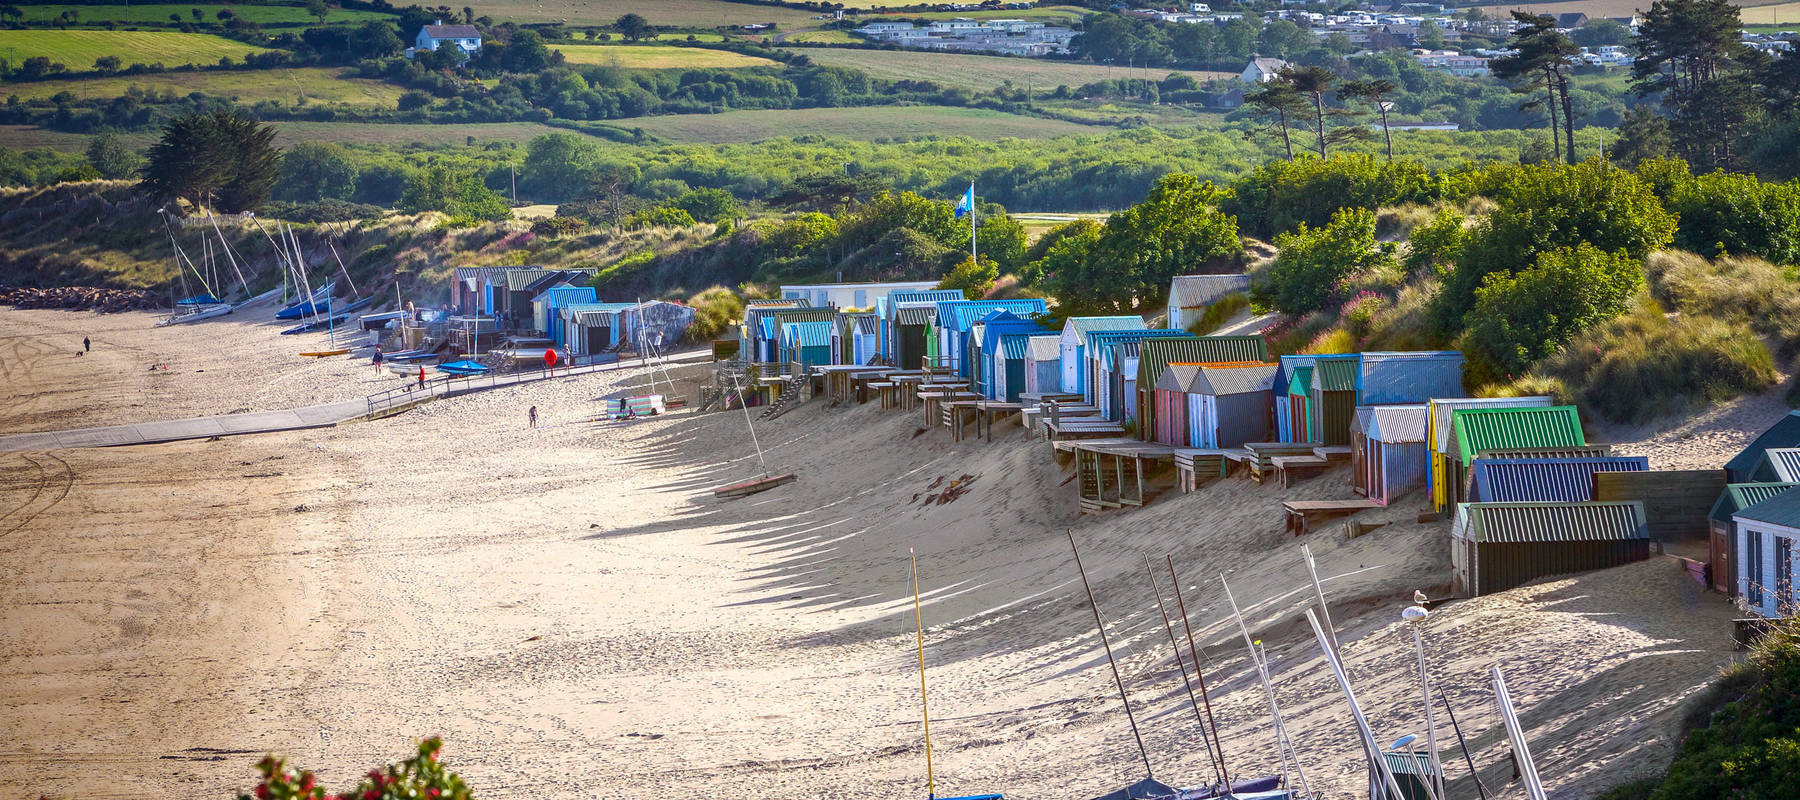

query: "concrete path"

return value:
[0, 349, 711, 452]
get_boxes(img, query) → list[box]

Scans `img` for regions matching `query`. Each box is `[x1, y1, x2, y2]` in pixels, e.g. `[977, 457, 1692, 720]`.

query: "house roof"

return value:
[533, 285, 595, 305]
[1711, 482, 1800, 524]
[1468, 456, 1650, 504]
[1430, 396, 1554, 453]
[1250, 57, 1288, 72]
[1027, 335, 1061, 361]
[1155, 363, 1204, 393]
[1191, 363, 1278, 395]
[1063, 316, 1147, 346]
[1138, 335, 1264, 388]
[1734, 485, 1800, 530]
[782, 320, 833, 348]
[1453, 501, 1648, 544]
[1475, 445, 1613, 460]
[747, 298, 806, 309]
[939, 299, 1048, 332]
[1000, 333, 1033, 361]
[423, 23, 481, 38]
[1453, 406, 1586, 467]
[1726, 411, 1800, 479]
[503, 268, 559, 291]
[896, 306, 936, 327]
[852, 315, 880, 335]
[454, 266, 511, 288]
[889, 289, 965, 307]
[1312, 357, 1361, 393]
[1760, 448, 1800, 482]
[1168, 274, 1251, 309]
[1365, 404, 1429, 443]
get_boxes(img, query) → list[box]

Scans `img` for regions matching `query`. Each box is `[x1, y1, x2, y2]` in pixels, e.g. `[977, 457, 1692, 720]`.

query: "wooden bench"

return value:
[1272, 455, 1331, 488]
[1283, 499, 1380, 536]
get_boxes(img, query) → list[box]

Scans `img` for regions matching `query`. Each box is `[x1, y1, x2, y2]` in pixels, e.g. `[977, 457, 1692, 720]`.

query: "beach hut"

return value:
[1060, 316, 1147, 395]
[1447, 406, 1587, 511]
[979, 315, 1048, 400]
[781, 320, 835, 370]
[1727, 411, 1800, 482]
[1167, 274, 1251, 332]
[1307, 356, 1362, 446]
[1752, 448, 1800, 482]
[561, 302, 638, 356]
[1024, 335, 1061, 397]
[1731, 488, 1800, 617]
[1466, 456, 1650, 503]
[835, 313, 880, 366]
[892, 305, 937, 370]
[1184, 362, 1278, 449]
[1350, 404, 1429, 504]
[1084, 329, 1188, 417]
[1451, 500, 1651, 597]
[1358, 351, 1466, 405]
[1284, 365, 1315, 443]
[759, 307, 838, 365]
[1135, 335, 1267, 440]
[936, 299, 1049, 378]
[452, 267, 510, 314]
[1426, 396, 1555, 512]
[881, 289, 964, 361]
[992, 334, 1038, 403]
[532, 284, 596, 342]
[1710, 482, 1798, 597]
[1152, 363, 1202, 445]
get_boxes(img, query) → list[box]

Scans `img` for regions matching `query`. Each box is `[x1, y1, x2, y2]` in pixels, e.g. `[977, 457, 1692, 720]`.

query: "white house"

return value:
[778, 281, 940, 311]
[1734, 488, 1800, 618]
[414, 21, 482, 60]
[1240, 57, 1289, 83]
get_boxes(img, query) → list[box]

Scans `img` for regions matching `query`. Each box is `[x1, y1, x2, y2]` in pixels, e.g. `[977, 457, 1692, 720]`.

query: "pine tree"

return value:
[139, 111, 281, 212]
[1633, 0, 1751, 169]
[1492, 13, 1580, 164]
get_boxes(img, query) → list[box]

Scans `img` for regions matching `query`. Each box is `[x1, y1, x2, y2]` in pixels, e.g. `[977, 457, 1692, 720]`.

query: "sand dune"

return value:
[0, 308, 1746, 799]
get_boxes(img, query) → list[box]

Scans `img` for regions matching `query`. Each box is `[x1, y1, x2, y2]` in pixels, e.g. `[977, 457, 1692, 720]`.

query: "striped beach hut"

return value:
[531, 284, 594, 341]
[936, 299, 1049, 378]
[1155, 361, 1276, 448]
[1451, 500, 1651, 597]
[834, 313, 880, 366]
[881, 289, 963, 362]
[1083, 329, 1187, 414]
[561, 302, 638, 356]
[1467, 456, 1650, 503]
[1060, 316, 1146, 396]
[978, 313, 1047, 399]
[1751, 448, 1800, 482]
[1426, 396, 1555, 512]
[1136, 335, 1267, 440]
[1167, 273, 1251, 332]
[1152, 363, 1203, 445]
[758, 307, 837, 364]
[1731, 489, 1800, 617]
[1446, 405, 1587, 511]
[1309, 356, 1362, 446]
[1727, 411, 1800, 482]
[1710, 482, 1798, 597]
[992, 334, 1038, 403]
[781, 320, 835, 370]
[1350, 404, 1429, 504]
[1024, 335, 1061, 396]
[1358, 351, 1466, 405]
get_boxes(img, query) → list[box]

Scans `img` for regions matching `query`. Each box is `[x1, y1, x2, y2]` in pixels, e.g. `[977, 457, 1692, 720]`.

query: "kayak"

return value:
[300, 349, 351, 358]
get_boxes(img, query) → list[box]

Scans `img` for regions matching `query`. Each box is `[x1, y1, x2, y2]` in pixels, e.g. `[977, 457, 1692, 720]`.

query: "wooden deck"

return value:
[1282, 498, 1380, 535]
[1061, 438, 1178, 513]
[1174, 448, 1235, 492]
[1272, 454, 1331, 488]
[1243, 442, 1320, 484]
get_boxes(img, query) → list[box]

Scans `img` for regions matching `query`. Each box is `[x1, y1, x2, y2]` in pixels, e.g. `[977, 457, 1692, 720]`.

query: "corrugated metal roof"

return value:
[853, 315, 880, 335]
[747, 298, 806, 309]
[939, 299, 1048, 332]
[504, 268, 559, 291]
[1156, 363, 1203, 393]
[1761, 448, 1800, 481]
[896, 307, 936, 326]
[889, 289, 965, 306]
[1137, 335, 1263, 389]
[1710, 482, 1800, 524]
[1475, 445, 1612, 460]
[1192, 363, 1278, 395]
[1454, 501, 1648, 544]
[1064, 316, 1147, 345]
[1169, 274, 1252, 309]
[1380, 752, 1439, 778]
[783, 320, 833, 348]
[1028, 335, 1061, 361]
[1453, 406, 1586, 467]
[1359, 350, 1466, 405]
[767, 308, 839, 326]
[1366, 404, 1429, 443]
[1734, 485, 1800, 529]
[1312, 357, 1360, 392]
[1727, 411, 1800, 478]
[1106, 340, 1143, 372]
[1429, 396, 1554, 453]
[1000, 333, 1033, 361]
[1288, 366, 1314, 397]
[1468, 457, 1650, 503]
[534, 285, 596, 305]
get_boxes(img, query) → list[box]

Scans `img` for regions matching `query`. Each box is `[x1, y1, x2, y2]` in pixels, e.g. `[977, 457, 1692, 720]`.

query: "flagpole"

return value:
[969, 181, 977, 262]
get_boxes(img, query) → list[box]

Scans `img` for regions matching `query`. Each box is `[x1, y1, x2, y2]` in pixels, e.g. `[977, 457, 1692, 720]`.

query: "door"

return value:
[1779, 536, 1793, 614]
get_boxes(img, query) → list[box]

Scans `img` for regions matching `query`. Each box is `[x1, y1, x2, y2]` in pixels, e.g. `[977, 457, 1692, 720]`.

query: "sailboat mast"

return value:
[1067, 530, 1154, 781]
[1167, 556, 1228, 778]
[1221, 576, 1308, 796]
[1144, 557, 1224, 786]
[911, 552, 937, 800]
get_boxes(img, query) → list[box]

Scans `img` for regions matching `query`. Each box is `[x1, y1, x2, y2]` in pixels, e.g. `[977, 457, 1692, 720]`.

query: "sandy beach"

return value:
[0, 306, 1752, 799]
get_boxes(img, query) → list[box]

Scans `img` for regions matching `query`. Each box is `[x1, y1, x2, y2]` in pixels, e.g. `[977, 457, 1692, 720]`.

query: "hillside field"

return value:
[553, 43, 779, 69]
[787, 48, 1233, 92]
[0, 30, 274, 70]
[1, 68, 405, 107]
[13, 3, 392, 26]
[474, 0, 819, 28]
[0, 121, 574, 152]
[621, 105, 1099, 142]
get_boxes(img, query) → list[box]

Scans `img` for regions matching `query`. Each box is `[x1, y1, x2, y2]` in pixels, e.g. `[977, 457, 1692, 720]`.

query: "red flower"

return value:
[362, 790, 378, 800]
[255, 784, 270, 800]
[428, 790, 441, 798]
[300, 772, 316, 793]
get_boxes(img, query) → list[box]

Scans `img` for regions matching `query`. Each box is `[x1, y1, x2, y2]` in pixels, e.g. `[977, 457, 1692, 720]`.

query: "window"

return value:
[854, 290, 868, 308]
[1749, 529, 1766, 604]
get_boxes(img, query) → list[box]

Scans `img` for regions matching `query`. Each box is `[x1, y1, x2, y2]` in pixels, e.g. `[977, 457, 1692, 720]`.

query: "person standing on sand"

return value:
[418, 366, 426, 391]
[528, 405, 538, 428]
[372, 346, 384, 374]
[83, 336, 90, 353]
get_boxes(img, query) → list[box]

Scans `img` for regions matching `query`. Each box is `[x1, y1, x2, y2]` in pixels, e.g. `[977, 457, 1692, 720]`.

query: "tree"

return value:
[1082, 173, 1243, 311]
[500, 29, 551, 72]
[139, 110, 281, 213]
[1280, 64, 1365, 158]
[84, 132, 140, 179]
[939, 254, 1000, 300]
[1463, 243, 1643, 382]
[1040, 221, 1105, 311]
[1608, 106, 1673, 167]
[1243, 80, 1307, 160]
[401, 165, 510, 221]
[626, 206, 696, 229]
[1492, 13, 1579, 165]
[93, 55, 122, 72]
[670, 187, 738, 224]
[1574, 18, 1631, 47]
[306, 0, 330, 24]
[613, 12, 652, 42]
[191, 7, 203, 21]
[1252, 207, 1391, 316]
[0, 5, 22, 25]
[975, 214, 1028, 273]
[1340, 79, 1398, 161]
[275, 141, 358, 202]
[1417, 20, 1446, 50]
[1634, 0, 1750, 169]
[771, 173, 888, 213]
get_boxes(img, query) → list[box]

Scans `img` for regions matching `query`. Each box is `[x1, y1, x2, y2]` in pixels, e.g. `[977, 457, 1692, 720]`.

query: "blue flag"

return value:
[954, 183, 974, 219]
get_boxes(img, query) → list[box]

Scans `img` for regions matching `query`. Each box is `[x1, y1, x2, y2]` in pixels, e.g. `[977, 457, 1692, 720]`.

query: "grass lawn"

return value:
[15, 4, 392, 26]
[787, 30, 858, 43]
[553, 44, 779, 69]
[0, 30, 274, 70]
[0, 121, 571, 152]
[476, 0, 819, 28]
[787, 49, 1232, 92]
[2, 68, 405, 107]
[621, 105, 1099, 142]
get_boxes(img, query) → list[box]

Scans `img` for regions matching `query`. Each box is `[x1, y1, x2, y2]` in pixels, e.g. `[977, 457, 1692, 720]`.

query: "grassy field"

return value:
[621, 105, 1098, 142]
[0, 30, 275, 70]
[786, 30, 859, 44]
[2, 68, 405, 107]
[553, 44, 779, 69]
[15, 4, 392, 26]
[786, 49, 1232, 92]
[0, 121, 572, 152]
[475, 0, 819, 28]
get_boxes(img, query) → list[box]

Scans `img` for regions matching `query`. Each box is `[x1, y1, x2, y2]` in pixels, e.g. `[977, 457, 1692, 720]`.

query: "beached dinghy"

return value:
[275, 283, 334, 320]
[300, 349, 351, 358]
[711, 474, 797, 498]
[436, 360, 491, 376]
[281, 315, 348, 335]
[156, 302, 233, 326]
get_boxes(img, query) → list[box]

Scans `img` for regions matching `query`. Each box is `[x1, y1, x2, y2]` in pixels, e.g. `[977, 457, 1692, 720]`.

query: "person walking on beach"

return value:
[417, 366, 426, 391]
[82, 336, 90, 353]
[372, 346, 384, 374]
[528, 405, 538, 428]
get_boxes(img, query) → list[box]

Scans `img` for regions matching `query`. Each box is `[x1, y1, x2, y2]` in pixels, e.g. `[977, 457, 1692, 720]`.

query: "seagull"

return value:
[1414, 589, 1429, 604]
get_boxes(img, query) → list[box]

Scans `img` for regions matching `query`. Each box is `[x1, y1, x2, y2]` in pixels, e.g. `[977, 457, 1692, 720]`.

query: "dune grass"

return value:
[0, 30, 274, 70]
[553, 44, 779, 69]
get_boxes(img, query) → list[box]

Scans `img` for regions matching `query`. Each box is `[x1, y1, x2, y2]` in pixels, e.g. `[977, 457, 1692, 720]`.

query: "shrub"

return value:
[1402, 206, 1467, 277]
[1462, 244, 1645, 384]
[1666, 170, 1800, 265]
[685, 286, 742, 342]
[939, 254, 1000, 300]
[261, 200, 386, 223]
[670, 187, 738, 224]
[1223, 153, 1441, 238]
[626, 206, 696, 230]
[1253, 207, 1394, 317]
[1647, 618, 1800, 800]
[1186, 292, 1248, 335]
[529, 216, 587, 237]
[238, 737, 470, 800]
